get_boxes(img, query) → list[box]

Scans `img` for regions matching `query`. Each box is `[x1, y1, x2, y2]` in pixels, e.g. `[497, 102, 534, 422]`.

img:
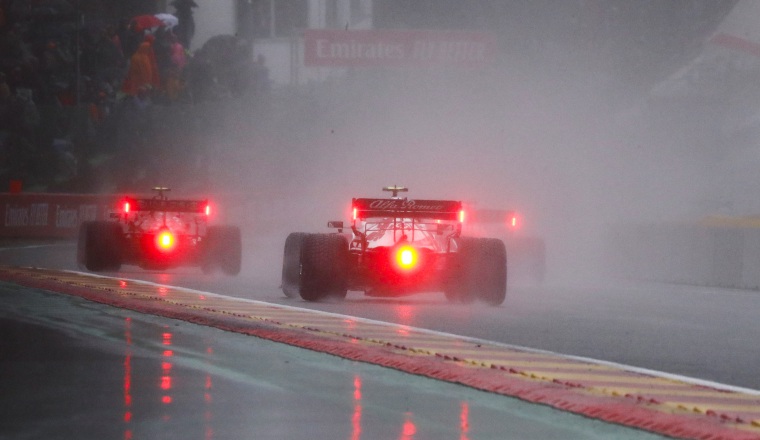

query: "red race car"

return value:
[282, 186, 506, 304]
[77, 187, 241, 275]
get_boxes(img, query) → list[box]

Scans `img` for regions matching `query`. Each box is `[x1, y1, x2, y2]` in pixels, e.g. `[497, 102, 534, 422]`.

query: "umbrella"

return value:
[154, 13, 179, 30]
[131, 15, 164, 32]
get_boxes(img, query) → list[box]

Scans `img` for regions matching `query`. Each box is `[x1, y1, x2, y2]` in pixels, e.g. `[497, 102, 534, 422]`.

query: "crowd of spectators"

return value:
[0, 0, 268, 194]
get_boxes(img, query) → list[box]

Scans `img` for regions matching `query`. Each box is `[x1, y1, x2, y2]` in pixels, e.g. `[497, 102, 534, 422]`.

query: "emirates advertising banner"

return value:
[304, 29, 496, 68]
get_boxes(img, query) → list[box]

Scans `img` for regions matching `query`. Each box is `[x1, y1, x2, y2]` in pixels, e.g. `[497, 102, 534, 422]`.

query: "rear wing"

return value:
[121, 197, 210, 214]
[468, 208, 522, 232]
[352, 198, 463, 221]
[470, 209, 517, 224]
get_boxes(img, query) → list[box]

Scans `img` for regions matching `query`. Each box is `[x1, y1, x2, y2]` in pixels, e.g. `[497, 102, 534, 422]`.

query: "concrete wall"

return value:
[189, 0, 235, 51]
[608, 223, 760, 290]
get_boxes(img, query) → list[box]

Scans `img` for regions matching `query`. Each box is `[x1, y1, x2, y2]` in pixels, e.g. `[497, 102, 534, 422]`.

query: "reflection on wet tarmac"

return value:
[400, 412, 416, 439]
[122, 320, 210, 437]
[460, 401, 470, 440]
[124, 317, 132, 440]
[112, 315, 481, 440]
[351, 375, 361, 440]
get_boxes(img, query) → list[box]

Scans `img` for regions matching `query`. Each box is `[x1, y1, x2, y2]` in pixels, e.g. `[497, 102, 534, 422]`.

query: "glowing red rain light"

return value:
[396, 245, 418, 270]
[124, 201, 130, 213]
[205, 204, 211, 216]
[157, 231, 175, 250]
[459, 209, 465, 223]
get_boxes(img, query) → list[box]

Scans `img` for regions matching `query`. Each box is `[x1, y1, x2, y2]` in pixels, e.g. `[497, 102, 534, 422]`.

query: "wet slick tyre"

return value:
[77, 221, 123, 272]
[299, 233, 348, 302]
[445, 237, 479, 304]
[203, 225, 242, 275]
[475, 238, 507, 305]
[445, 237, 507, 306]
[281, 232, 308, 298]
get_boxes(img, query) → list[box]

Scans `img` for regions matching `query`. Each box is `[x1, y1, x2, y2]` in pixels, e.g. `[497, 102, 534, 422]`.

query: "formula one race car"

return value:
[77, 187, 241, 275]
[281, 186, 506, 305]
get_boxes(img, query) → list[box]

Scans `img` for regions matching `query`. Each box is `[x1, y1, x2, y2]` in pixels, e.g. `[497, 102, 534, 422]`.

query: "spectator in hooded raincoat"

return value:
[122, 35, 160, 96]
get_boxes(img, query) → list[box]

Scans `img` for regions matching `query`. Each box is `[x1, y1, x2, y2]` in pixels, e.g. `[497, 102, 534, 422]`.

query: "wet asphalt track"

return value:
[1, 240, 759, 439]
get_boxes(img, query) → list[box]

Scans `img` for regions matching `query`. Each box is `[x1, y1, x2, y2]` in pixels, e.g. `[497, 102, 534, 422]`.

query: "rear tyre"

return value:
[281, 232, 308, 298]
[444, 237, 507, 306]
[299, 233, 348, 302]
[77, 221, 123, 272]
[203, 226, 242, 276]
[475, 238, 507, 306]
[444, 237, 478, 304]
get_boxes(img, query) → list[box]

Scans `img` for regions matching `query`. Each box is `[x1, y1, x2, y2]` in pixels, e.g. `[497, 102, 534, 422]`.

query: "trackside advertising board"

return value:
[0, 193, 119, 238]
[303, 29, 496, 68]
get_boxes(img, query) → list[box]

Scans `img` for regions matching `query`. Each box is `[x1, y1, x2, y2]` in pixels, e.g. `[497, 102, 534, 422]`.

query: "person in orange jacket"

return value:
[122, 35, 161, 96]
